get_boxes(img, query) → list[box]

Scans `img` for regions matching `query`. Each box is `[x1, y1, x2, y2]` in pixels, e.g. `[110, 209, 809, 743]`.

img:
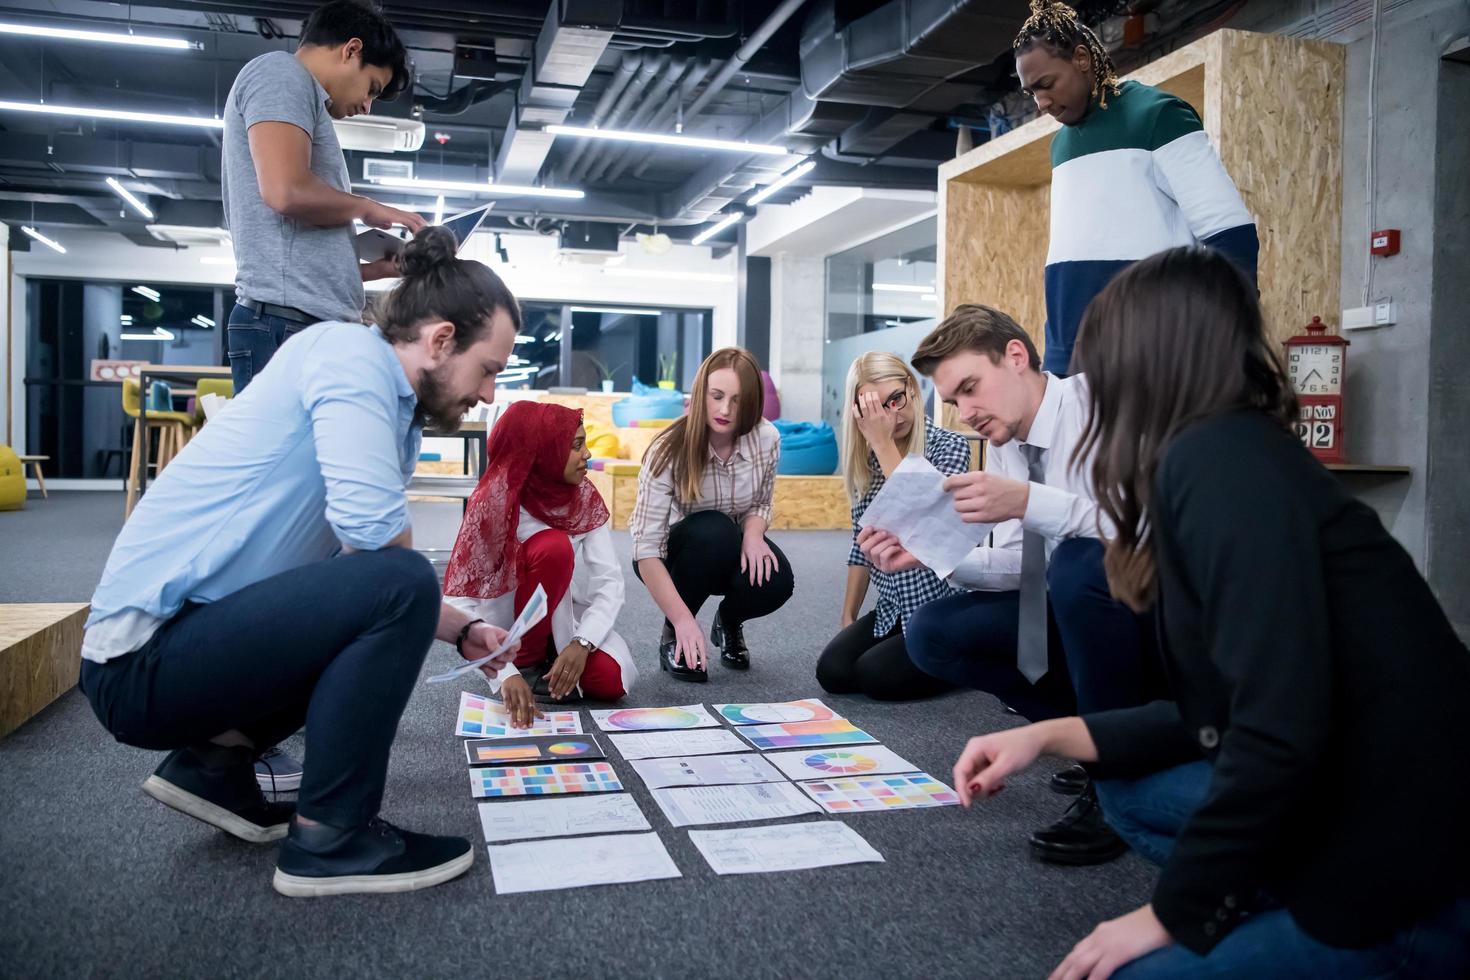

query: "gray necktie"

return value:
[1017, 443, 1048, 683]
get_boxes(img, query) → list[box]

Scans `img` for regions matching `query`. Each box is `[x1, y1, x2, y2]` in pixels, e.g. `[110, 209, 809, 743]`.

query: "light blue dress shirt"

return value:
[83, 322, 422, 663]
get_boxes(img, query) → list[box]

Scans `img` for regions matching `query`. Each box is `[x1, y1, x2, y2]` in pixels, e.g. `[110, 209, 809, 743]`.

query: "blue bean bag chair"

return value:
[773, 419, 838, 475]
[611, 378, 686, 428]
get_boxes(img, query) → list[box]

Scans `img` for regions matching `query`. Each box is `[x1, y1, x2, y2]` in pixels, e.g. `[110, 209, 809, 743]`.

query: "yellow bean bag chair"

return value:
[0, 445, 26, 511]
[583, 420, 621, 460]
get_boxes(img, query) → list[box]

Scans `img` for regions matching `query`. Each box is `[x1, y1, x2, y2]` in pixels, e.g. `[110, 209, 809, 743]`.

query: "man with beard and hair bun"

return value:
[80, 227, 524, 897]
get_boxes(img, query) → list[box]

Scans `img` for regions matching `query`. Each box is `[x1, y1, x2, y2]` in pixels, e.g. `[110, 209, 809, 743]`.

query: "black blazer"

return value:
[1085, 410, 1470, 955]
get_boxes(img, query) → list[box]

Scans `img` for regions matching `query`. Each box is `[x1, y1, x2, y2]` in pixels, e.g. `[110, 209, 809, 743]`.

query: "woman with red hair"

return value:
[444, 401, 636, 727]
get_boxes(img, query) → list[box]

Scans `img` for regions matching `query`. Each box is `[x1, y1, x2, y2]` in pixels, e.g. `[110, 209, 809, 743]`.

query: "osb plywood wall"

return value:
[942, 29, 1344, 354]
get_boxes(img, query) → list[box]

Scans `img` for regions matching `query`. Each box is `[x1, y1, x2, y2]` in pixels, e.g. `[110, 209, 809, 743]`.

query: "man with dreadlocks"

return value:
[1015, 1, 1259, 376]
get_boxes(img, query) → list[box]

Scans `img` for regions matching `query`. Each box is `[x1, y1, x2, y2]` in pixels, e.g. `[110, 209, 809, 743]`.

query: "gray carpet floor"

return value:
[0, 492, 1154, 979]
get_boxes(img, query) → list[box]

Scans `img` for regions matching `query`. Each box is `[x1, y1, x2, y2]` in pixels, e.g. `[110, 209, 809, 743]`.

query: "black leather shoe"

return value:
[273, 816, 474, 897]
[142, 744, 295, 844]
[659, 620, 707, 683]
[1050, 763, 1089, 796]
[1029, 784, 1128, 866]
[710, 609, 750, 670]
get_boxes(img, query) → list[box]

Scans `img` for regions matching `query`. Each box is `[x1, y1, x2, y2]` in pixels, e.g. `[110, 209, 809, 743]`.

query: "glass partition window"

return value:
[825, 216, 937, 341]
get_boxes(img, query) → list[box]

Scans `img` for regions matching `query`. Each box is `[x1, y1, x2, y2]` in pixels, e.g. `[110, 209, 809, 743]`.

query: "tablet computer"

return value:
[355, 203, 494, 262]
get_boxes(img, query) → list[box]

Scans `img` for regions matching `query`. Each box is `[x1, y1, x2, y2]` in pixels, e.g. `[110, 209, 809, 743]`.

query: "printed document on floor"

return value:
[688, 821, 885, 875]
[650, 782, 822, 827]
[857, 455, 991, 579]
[487, 832, 681, 894]
[609, 728, 749, 760]
[478, 793, 651, 844]
[629, 753, 784, 789]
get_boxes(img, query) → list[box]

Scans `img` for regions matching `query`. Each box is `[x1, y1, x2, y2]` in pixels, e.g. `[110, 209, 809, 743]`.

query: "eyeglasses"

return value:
[855, 388, 909, 412]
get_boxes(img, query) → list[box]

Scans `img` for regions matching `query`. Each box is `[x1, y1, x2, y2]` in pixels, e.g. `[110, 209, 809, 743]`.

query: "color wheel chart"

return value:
[471, 762, 623, 798]
[591, 704, 720, 732]
[735, 719, 878, 751]
[455, 692, 582, 738]
[464, 735, 605, 766]
[803, 751, 878, 774]
[715, 699, 844, 725]
[798, 773, 960, 813]
[766, 745, 921, 781]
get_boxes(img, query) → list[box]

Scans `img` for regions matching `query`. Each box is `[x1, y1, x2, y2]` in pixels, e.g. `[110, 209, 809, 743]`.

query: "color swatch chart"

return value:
[591, 704, 720, 732]
[798, 773, 960, 813]
[470, 762, 623, 798]
[766, 745, 921, 782]
[735, 719, 878, 751]
[456, 692, 582, 739]
[464, 735, 605, 766]
[715, 699, 844, 726]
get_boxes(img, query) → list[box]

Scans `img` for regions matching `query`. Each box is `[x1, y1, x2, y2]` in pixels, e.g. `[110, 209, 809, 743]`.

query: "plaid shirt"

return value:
[849, 417, 972, 636]
[630, 419, 780, 562]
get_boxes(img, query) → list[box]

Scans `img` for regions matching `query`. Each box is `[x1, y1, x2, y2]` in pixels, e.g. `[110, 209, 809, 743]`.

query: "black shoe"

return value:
[710, 609, 750, 670]
[273, 816, 474, 897]
[1029, 784, 1128, 866]
[659, 620, 707, 683]
[1050, 763, 1089, 796]
[142, 744, 295, 844]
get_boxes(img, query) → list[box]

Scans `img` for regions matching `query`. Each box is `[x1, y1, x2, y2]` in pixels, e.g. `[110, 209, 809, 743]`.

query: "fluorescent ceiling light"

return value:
[514, 334, 536, 344]
[691, 212, 744, 247]
[545, 124, 788, 157]
[122, 327, 175, 341]
[190, 315, 215, 328]
[0, 21, 196, 50]
[119, 315, 133, 323]
[199, 256, 234, 265]
[569, 305, 662, 316]
[872, 283, 935, 294]
[0, 100, 222, 129]
[21, 225, 66, 253]
[432, 195, 445, 225]
[105, 176, 154, 219]
[748, 159, 816, 206]
[132, 285, 161, 301]
[507, 354, 529, 367]
[602, 268, 734, 284]
[370, 176, 584, 200]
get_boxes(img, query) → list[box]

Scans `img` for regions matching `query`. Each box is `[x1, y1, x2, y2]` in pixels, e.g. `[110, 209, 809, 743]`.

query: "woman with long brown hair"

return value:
[629, 347, 793, 682]
[948, 247, 1470, 977]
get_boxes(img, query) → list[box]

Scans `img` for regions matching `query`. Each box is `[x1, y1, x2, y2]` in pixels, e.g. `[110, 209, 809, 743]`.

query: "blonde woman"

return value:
[815, 352, 969, 700]
[630, 348, 791, 683]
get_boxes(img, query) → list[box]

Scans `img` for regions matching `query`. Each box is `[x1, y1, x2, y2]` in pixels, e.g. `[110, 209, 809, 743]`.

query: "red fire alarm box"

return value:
[1371, 229, 1400, 256]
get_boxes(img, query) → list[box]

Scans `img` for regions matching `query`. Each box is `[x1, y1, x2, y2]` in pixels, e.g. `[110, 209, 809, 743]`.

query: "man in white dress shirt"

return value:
[858, 304, 1164, 866]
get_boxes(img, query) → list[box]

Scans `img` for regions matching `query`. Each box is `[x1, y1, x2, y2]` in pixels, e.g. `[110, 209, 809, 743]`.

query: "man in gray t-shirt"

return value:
[222, 0, 425, 393]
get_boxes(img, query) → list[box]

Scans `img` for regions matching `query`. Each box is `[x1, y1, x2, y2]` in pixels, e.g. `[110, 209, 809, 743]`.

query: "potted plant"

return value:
[657, 353, 678, 391]
[588, 356, 623, 394]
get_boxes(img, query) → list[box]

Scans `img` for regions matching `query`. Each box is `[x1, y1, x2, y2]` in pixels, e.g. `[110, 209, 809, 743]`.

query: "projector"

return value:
[333, 116, 426, 153]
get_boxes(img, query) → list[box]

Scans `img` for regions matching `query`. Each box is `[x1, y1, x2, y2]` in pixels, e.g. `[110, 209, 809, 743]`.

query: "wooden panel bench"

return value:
[1, 603, 89, 738]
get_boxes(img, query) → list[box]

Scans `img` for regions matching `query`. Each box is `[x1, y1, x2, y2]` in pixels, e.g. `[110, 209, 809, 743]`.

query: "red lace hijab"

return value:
[443, 401, 610, 599]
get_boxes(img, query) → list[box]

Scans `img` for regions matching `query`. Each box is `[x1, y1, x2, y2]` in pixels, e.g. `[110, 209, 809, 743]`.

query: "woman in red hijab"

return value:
[444, 401, 636, 726]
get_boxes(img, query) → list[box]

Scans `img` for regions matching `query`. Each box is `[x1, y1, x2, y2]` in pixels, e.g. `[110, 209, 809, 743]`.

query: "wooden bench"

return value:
[588, 462, 852, 531]
[1, 603, 89, 738]
[18, 454, 48, 499]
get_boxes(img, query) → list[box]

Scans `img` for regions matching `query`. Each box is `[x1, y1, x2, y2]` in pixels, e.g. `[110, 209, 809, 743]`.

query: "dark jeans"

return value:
[634, 510, 794, 626]
[1101, 763, 1470, 978]
[816, 611, 952, 701]
[905, 538, 1159, 721]
[226, 302, 310, 393]
[79, 549, 441, 827]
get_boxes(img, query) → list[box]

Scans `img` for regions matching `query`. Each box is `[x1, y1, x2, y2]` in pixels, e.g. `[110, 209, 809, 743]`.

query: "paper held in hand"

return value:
[857, 455, 991, 580]
[426, 584, 548, 684]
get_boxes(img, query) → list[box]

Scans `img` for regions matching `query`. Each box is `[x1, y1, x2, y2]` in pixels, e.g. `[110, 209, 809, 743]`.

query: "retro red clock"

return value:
[1284, 315, 1349, 464]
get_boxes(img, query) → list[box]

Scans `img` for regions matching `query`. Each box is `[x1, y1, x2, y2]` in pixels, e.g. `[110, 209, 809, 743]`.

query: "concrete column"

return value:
[768, 251, 826, 423]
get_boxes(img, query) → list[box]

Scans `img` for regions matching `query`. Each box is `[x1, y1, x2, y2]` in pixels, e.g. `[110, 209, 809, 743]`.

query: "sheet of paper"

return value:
[453, 692, 582, 738]
[477, 793, 650, 844]
[487, 832, 682, 894]
[765, 744, 922, 781]
[629, 753, 784, 789]
[735, 718, 878, 752]
[857, 455, 992, 579]
[470, 761, 623, 798]
[464, 733, 605, 766]
[688, 821, 885, 876]
[713, 698, 845, 726]
[650, 782, 822, 827]
[426, 584, 548, 684]
[609, 728, 749, 760]
[798, 772, 961, 813]
[590, 704, 721, 732]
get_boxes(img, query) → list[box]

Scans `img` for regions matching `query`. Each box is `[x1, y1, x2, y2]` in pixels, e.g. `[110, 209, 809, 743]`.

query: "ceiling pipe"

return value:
[583, 57, 691, 184]
[683, 0, 808, 121]
[554, 53, 641, 183]
[620, 58, 715, 182]
[565, 54, 665, 183]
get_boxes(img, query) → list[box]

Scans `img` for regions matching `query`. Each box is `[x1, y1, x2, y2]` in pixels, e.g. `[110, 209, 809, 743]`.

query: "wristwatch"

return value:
[570, 635, 594, 653]
[455, 618, 485, 657]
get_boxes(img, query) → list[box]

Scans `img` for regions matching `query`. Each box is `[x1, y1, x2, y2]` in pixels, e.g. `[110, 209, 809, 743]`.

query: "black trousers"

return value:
[635, 510, 794, 626]
[80, 548, 441, 827]
[816, 611, 952, 701]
